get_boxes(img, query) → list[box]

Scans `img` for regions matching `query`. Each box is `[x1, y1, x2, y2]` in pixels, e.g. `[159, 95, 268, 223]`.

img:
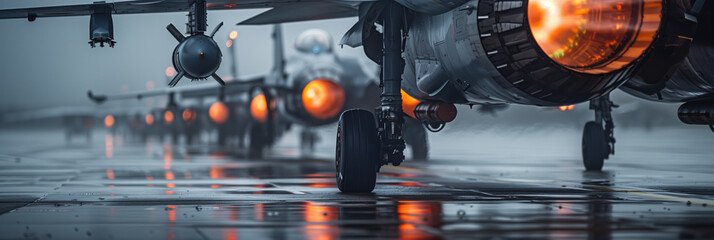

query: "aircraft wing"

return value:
[87, 75, 274, 104]
[0, 0, 368, 20]
[237, 1, 368, 25]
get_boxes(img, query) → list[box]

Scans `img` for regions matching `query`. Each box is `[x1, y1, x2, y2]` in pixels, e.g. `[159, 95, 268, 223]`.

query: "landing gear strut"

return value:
[335, 1, 405, 193]
[582, 93, 617, 171]
[300, 128, 319, 154]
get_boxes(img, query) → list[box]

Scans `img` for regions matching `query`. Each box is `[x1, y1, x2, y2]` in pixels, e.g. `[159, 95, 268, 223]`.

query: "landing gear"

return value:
[582, 93, 617, 171]
[336, 110, 379, 193]
[217, 129, 227, 146]
[249, 125, 267, 159]
[334, 0, 406, 193]
[300, 128, 319, 154]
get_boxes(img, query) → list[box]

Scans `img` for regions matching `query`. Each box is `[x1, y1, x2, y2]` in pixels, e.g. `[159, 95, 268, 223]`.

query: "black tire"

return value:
[249, 125, 265, 159]
[171, 132, 179, 144]
[336, 109, 379, 193]
[582, 121, 606, 171]
[186, 133, 194, 145]
[217, 130, 227, 146]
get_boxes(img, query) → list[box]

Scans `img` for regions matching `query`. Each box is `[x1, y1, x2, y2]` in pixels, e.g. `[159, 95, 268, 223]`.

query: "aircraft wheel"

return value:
[582, 121, 606, 171]
[217, 131, 227, 146]
[186, 133, 194, 145]
[171, 133, 179, 144]
[336, 109, 379, 193]
[249, 126, 265, 159]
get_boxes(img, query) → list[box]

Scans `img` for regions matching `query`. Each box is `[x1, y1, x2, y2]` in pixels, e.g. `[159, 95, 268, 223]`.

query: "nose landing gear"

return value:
[582, 93, 617, 171]
[335, 0, 406, 193]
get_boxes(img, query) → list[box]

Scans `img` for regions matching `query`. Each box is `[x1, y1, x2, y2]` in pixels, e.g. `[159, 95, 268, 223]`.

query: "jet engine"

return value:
[400, 0, 672, 106]
[301, 78, 346, 121]
[621, 0, 714, 103]
[396, 0, 470, 14]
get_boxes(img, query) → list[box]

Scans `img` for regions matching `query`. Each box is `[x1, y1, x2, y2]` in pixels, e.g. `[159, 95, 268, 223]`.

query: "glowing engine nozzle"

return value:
[164, 110, 174, 125]
[145, 114, 155, 126]
[104, 115, 115, 128]
[528, 0, 661, 73]
[301, 79, 345, 120]
[209, 102, 229, 125]
[182, 109, 197, 125]
[251, 94, 269, 123]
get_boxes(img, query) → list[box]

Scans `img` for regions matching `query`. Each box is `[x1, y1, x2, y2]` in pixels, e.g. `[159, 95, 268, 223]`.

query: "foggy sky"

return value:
[0, 2, 371, 112]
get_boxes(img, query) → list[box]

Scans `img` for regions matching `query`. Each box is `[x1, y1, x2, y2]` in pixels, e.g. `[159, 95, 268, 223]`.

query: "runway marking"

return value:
[382, 165, 714, 208]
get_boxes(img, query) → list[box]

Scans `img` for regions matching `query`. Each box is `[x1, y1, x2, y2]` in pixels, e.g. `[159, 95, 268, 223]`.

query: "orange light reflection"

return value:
[397, 201, 442, 240]
[303, 202, 338, 240]
[105, 134, 113, 158]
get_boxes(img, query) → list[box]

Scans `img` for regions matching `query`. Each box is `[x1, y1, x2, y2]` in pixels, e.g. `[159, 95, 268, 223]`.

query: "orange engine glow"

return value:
[164, 110, 174, 125]
[145, 114, 155, 126]
[229, 30, 238, 40]
[104, 115, 115, 128]
[251, 94, 269, 123]
[528, 0, 661, 74]
[165, 66, 175, 77]
[301, 79, 345, 120]
[209, 102, 229, 124]
[401, 89, 421, 119]
[182, 109, 197, 124]
[559, 105, 576, 111]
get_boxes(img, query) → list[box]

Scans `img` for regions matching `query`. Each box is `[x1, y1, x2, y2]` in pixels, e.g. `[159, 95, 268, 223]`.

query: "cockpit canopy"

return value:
[295, 29, 333, 54]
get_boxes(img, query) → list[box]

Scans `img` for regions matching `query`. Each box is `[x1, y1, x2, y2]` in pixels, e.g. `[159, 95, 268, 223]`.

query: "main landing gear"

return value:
[582, 93, 617, 171]
[335, 1, 406, 193]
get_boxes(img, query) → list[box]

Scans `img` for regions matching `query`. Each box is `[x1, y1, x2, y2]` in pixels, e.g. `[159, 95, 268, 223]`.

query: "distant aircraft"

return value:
[3, 0, 712, 193]
[0, 106, 142, 142]
[88, 25, 429, 159]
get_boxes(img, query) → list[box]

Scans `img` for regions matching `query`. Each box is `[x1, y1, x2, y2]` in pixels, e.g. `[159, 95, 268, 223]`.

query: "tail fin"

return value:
[272, 24, 285, 77]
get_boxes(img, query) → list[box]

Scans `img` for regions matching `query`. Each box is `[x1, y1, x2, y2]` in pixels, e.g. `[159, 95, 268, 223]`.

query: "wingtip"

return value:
[87, 90, 106, 104]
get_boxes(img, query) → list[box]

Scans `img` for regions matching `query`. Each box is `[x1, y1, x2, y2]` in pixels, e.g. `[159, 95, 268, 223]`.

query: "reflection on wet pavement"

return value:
[0, 128, 713, 239]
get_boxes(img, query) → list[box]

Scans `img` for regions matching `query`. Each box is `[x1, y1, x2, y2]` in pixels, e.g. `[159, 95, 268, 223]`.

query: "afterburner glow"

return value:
[209, 102, 229, 124]
[251, 94, 268, 123]
[528, 0, 661, 73]
[301, 79, 345, 120]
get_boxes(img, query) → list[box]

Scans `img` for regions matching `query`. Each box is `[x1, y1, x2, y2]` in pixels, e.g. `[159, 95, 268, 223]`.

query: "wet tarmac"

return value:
[1, 126, 713, 239]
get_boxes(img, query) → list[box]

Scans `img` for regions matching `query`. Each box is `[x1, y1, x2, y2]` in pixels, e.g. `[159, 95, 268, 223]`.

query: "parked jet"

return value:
[238, 0, 714, 192]
[3, 0, 712, 193]
[87, 25, 429, 159]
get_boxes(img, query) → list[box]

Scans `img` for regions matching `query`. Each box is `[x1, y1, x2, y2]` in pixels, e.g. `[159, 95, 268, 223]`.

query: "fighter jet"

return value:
[237, 0, 714, 192]
[0, 106, 145, 142]
[87, 25, 429, 159]
[3, 0, 712, 193]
